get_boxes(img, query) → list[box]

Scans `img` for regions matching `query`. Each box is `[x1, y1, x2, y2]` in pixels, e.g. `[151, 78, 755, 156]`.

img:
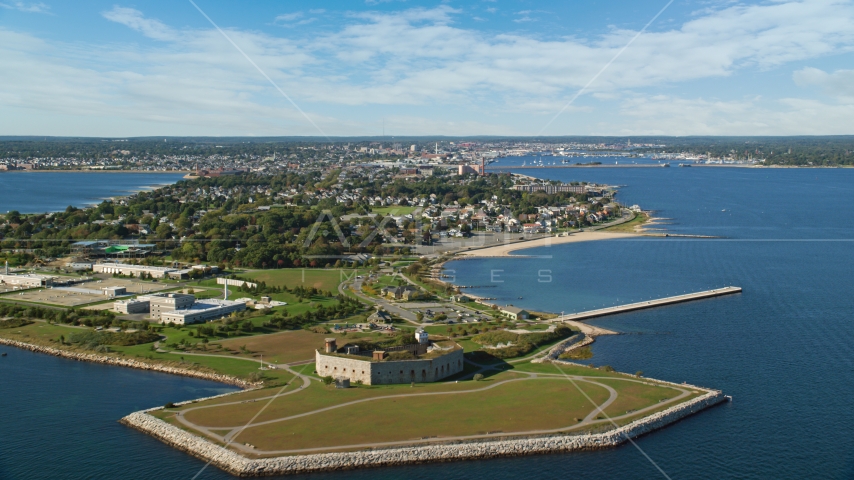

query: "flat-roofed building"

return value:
[159, 299, 246, 325]
[93, 262, 177, 279]
[114, 298, 150, 314]
[0, 273, 55, 288]
[142, 293, 196, 320]
[103, 286, 126, 298]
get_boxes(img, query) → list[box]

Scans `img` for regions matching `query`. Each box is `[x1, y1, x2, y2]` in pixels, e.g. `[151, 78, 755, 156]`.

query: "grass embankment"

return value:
[600, 211, 648, 233]
[0, 320, 291, 381]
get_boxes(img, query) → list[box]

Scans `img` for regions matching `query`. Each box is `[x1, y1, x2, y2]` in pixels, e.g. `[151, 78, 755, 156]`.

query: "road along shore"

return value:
[120, 384, 726, 477]
[0, 338, 259, 389]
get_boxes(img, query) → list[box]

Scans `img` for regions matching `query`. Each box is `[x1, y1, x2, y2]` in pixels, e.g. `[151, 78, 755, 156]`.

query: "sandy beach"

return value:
[458, 231, 641, 257]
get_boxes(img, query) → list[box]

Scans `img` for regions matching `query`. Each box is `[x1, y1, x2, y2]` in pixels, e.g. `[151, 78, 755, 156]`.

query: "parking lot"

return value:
[404, 303, 493, 323]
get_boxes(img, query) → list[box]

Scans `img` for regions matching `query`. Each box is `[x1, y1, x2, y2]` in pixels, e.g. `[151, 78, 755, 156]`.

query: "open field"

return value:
[243, 269, 367, 292]
[239, 378, 608, 452]
[217, 329, 352, 365]
[371, 206, 418, 216]
[160, 360, 697, 455]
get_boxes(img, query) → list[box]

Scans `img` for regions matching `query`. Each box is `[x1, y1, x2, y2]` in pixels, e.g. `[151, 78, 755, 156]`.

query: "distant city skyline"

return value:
[1, 0, 853, 136]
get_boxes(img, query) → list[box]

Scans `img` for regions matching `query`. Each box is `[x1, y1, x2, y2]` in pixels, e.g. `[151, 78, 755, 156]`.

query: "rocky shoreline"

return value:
[0, 337, 259, 389]
[120, 386, 727, 477]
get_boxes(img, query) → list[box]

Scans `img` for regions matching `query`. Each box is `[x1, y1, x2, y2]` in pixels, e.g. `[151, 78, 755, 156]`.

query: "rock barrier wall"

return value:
[531, 333, 592, 363]
[0, 337, 259, 389]
[120, 388, 727, 477]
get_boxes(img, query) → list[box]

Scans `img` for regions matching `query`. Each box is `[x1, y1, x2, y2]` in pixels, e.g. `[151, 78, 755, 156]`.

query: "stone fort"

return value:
[315, 332, 464, 385]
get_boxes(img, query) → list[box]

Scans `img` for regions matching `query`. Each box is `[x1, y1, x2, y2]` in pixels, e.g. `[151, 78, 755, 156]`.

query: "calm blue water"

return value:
[0, 172, 186, 213]
[488, 153, 672, 168]
[0, 348, 239, 479]
[446, 167, 854, 479]
[3, 167, 854, 479]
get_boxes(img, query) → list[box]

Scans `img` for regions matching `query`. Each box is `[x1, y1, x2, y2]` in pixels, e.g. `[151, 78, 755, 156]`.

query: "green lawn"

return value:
[235, 377, 611, 452]
[243, 269, 367, 292]
[371, 206, 418, 216]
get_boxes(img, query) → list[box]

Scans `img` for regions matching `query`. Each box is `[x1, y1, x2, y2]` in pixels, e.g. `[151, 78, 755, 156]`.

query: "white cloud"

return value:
[4, 1, 854, 135]
[102, 6, 177, 41]
[0, 2, 51, 14]
[793, 67, 854, 99]
[275, 12, 303, 22]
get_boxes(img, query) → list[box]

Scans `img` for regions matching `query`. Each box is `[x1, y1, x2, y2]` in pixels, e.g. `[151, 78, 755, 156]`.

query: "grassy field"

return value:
[243, 269, 367, 292]
[163, 361, 698, 454]
[600, 211, 648, 233]
[238, 378, 608, 451]
[371, 206, 418, 216]
[215, 329, 367, 365]
[179, 370, 530, 428]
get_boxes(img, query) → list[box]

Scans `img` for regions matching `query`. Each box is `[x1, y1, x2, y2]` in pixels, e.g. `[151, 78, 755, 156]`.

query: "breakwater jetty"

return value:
[120, 387, 726, 477]
[554, 287, 742, 323]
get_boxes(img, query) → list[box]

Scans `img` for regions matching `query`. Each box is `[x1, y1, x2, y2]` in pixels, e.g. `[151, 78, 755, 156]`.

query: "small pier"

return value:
[555, 286, 742, 323]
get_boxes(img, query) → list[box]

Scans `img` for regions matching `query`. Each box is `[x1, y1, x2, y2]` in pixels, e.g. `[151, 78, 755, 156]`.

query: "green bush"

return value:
[0, 318, 34, 329]
[471, 326, 573, 359]
[559, 346, 593, 360]
[67, 330, 160, 350]
[385, 351, 417, 361]
[473, 373, 484, 381]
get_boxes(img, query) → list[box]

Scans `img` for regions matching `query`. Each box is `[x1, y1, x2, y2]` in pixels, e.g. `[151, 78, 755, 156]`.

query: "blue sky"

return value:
[1, 0, 853, 136]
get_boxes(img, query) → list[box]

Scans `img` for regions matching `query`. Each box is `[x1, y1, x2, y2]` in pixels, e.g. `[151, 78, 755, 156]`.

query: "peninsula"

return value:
[0, 156, 732, 476]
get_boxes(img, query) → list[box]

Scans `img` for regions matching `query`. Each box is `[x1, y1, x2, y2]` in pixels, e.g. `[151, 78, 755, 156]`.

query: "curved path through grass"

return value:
[167, 359, 692, 455]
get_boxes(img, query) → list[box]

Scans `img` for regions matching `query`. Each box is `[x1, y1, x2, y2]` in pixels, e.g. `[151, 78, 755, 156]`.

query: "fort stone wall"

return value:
[315, 348, 464, 385]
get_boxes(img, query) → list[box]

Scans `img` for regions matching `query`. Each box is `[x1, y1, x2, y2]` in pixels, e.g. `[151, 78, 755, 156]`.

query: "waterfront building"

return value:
[499, 306, 529, 321]
[512, 184, 587, 194]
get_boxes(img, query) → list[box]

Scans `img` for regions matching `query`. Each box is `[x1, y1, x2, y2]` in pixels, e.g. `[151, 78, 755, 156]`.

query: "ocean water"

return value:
[0, 172, 186, 213]
[446, 167, 854, 479]
[2, 167, 853, 479]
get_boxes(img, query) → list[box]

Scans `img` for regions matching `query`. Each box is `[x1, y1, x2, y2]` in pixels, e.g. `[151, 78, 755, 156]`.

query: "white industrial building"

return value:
[159, 299, 246, 325]
[94, 262, 178, 279]
[0, 273, 56, 288]
[113, 298, 151, 314]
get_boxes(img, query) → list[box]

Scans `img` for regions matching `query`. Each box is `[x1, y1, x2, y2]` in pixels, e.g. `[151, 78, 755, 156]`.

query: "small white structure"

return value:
[415, 328, 429, 345]
[103, 286, 126, 298]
